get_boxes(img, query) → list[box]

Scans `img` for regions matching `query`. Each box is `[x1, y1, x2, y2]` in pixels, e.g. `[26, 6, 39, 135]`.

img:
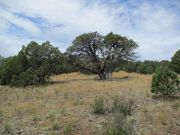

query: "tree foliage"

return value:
[0, 41, 63, 86]
[115, 60, 170, 74]
[66, 32, 138, 80]
[151, 66, 180, 96]
[171, 49, 180, 73]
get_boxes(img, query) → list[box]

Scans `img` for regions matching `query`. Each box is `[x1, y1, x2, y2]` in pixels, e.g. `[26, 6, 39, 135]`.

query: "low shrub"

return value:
[151, 66, 180, 96]
[103, 113, 134, 135]
[91, 95, 135, 134]
[112, 96, 133, 116]
[92, 96, 105, 115]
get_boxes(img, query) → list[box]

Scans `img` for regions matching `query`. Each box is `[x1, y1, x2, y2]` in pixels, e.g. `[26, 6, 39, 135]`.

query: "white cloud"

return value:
[0, 0, 179, 60]
[0, 9, 41, 36]
[0, 35, 30, 57]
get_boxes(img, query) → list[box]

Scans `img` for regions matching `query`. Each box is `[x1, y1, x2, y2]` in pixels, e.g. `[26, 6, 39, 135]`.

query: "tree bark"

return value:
[98, 59, 113, 80]
[99, 70, 112, 80]
[99, 73, 105, 80]
[106, 71, 112, 80]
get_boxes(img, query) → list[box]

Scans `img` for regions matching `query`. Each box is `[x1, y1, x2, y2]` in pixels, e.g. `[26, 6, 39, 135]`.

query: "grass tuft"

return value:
[63, 124, 73, 135]
[103, 113, 134, 135]
[112, 96, 134, 116]
[92, 95, 105, 115]
[3, 122, 14, 134]
[52, 122, 60, 130]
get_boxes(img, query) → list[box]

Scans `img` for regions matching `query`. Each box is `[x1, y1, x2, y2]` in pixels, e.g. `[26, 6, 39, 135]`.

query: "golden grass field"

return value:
[0, 71, 179, 135]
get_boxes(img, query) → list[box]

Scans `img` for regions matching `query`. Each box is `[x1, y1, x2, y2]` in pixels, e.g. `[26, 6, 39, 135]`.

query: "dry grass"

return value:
[0, 71, 179, 135]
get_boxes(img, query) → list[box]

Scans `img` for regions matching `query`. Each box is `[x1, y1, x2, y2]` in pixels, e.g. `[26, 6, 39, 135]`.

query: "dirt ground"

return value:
[0, 71, 179, 135]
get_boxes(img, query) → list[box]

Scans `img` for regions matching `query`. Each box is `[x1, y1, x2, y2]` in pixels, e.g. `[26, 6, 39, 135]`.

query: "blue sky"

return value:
[0, 0, 180, 60]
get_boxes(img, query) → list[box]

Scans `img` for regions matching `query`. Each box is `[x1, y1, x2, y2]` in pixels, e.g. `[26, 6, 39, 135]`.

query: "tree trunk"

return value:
[99, 70, 112, 80]
[106, 71, 112, 80]
[99, 73, 105, 80]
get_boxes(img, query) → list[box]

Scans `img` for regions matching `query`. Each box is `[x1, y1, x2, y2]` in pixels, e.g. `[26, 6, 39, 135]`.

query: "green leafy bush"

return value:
[151, 66, 180, 96]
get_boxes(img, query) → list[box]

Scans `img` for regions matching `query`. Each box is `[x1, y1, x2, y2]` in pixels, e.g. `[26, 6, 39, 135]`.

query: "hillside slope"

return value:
[0, 72, 179, 135]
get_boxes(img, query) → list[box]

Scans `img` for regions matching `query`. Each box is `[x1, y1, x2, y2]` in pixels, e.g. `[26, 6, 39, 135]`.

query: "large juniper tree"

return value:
[0, 41, 63, 86]
[66, 32, 138, 80]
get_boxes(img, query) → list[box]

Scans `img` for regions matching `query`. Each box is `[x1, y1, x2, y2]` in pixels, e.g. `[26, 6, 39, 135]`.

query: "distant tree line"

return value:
[114, 60, 170, 74]
[0, 31, 180, 87]
[115, 49, 180, 75]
